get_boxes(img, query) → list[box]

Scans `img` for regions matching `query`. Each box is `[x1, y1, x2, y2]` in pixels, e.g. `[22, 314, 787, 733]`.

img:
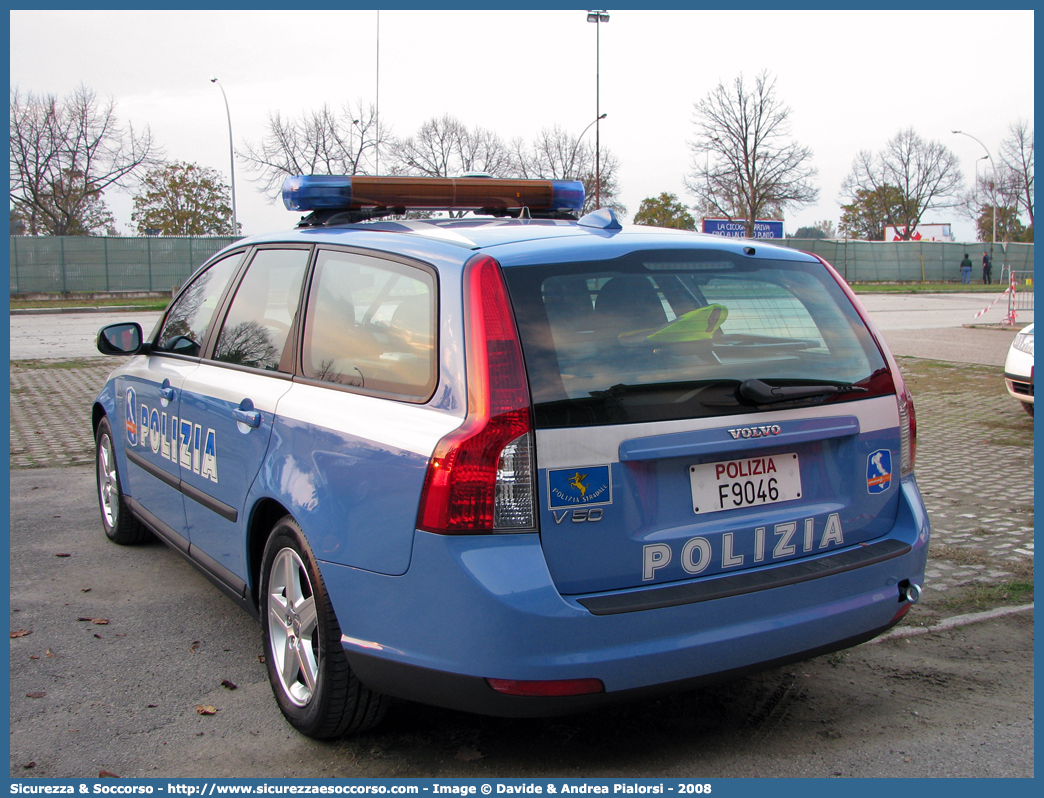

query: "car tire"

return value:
[95, 416, 151, 545]
[260, 516, 387, 738]
[1022, 401, 1034, 417]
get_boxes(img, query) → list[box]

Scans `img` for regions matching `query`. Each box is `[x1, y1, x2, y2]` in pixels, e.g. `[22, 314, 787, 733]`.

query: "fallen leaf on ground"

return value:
[221, 679, 237, 690]
[195, 705, 218, 715]
[99, 771, 118, 778]
[45, 649, 55, 657]
[26, 691, 46, 699]
[22, 762, 35, 769]
[92, 618, 109, 625]
[10, 630, 31, 638]
[189, 641, 200, 654]
[81, 588, 91, 593]
[55, 553, 71, 557]
[455, 747, 483, 762]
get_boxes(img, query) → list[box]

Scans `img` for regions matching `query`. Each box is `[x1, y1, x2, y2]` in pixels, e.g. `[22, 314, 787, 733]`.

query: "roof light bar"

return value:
[282, 175, 585, 214]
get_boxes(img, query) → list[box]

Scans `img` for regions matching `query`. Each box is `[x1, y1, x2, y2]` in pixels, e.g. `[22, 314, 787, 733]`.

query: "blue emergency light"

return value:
[282, 175, 585, 215]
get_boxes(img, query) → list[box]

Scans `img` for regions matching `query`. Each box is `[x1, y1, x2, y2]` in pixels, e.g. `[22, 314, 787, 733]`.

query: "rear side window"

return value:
[302, 249, 437, 400]
[503, 250, 887, 427]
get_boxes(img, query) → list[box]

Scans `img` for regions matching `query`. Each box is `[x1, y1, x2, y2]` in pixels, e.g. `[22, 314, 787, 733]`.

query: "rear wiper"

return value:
[738, 378, 868, 405]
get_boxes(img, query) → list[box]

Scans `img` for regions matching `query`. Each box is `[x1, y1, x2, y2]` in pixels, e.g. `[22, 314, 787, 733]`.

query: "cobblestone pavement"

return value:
[896, 357, 1035, 606]
[9, 355, 1034, 609]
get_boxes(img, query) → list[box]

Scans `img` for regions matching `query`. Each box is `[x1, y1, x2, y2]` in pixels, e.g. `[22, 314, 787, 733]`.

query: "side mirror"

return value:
[97, 323, 146, 356]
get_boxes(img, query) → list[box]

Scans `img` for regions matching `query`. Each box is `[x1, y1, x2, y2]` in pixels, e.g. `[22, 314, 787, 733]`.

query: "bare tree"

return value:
[10, 84, 159, 235]
[387, 114, 513, 177]
[999, 119, 1033, 229]
[509, 124, 625, 216]
[685, 71, 818, 237]
[240, 100, 380, 199]
[840, 128, 963, 240]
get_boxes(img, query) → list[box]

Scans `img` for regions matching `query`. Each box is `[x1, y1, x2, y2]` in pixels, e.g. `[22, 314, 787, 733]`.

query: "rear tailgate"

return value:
[500, 241, 902, 597]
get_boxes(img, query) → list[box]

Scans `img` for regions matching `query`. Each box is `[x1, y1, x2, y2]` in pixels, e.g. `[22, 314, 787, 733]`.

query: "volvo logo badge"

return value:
[727, 424, 782, 440]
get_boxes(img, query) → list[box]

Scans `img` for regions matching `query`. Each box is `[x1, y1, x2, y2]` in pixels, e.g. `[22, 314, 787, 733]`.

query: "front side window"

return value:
[157, 252, 244, 355]
[302, 249, 437, 399]
[213, 248, 310, 371]
[503, 250, 887, 427]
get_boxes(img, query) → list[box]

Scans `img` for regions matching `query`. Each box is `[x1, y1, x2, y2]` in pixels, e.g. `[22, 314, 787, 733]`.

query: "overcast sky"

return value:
[9, 8, 1035, 241]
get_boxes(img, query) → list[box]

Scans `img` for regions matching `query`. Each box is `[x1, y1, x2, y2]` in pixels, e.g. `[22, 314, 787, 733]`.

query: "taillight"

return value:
[898, 385, 917, 476]
[417, 255, 536, 534]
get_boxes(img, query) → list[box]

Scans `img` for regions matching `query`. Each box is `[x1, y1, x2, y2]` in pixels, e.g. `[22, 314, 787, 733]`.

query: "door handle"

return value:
[159, 386, 176, 401]
[232, 408, 262, 428]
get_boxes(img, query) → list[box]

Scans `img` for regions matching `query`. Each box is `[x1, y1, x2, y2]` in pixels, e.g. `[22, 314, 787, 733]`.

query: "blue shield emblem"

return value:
[866, 449, 892, 494]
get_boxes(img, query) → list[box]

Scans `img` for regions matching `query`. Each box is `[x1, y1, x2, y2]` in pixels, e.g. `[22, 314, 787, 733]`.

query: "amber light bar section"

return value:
[282, 175, 585, 213]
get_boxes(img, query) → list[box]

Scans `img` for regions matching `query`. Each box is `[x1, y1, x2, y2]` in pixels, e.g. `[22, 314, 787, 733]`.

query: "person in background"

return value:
[982, 251, 993, 284]
[960, 253, 973, 284]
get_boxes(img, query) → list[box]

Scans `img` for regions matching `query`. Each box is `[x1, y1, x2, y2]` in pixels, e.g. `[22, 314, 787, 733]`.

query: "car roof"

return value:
[240, 216, 819, 266]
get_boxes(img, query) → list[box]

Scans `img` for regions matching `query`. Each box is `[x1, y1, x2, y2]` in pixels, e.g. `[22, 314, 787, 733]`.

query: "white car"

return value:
[1004, 323, 1034, 416]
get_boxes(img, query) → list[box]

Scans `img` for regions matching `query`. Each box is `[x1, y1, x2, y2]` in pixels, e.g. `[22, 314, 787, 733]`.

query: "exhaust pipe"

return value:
[899, 581, 922, 604]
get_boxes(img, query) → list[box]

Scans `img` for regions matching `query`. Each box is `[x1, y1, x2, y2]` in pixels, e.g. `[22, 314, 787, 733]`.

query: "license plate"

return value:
[689, 453, 802, 515]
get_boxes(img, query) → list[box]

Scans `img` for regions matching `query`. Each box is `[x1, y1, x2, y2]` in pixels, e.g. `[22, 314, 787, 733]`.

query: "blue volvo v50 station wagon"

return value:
[93, 175, 929, 738]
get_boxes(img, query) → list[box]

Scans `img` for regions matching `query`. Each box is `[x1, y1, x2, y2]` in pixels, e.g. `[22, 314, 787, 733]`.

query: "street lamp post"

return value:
[571, 113, 607, 188]
[211, 78, 238, 235]
[952, 130, 995, 268]
[586, 10, 609, 209]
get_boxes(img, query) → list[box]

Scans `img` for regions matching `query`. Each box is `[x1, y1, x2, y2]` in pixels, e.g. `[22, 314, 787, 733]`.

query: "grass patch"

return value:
[981, 430, 1036, 448]
[939, 580, 1034, 611]
[896, 358, 1006, 395]
[929, 543, 1034, 577]
[850, 282, 1013, 294]
[10, 297, 169, 310]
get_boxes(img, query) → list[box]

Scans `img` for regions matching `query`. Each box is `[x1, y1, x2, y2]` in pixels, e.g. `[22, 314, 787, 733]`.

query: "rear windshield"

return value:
[502, 250, 889, 428]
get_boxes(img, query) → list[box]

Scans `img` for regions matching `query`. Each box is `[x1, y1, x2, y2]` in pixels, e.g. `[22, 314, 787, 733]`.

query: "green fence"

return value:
[9, 236, 241, 295]
[775, 239, 1034, 283]
[8, 235, 1035, 294]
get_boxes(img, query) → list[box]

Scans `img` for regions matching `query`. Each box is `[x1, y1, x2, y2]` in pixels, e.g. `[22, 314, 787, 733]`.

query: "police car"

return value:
[93, 175, 929, 738]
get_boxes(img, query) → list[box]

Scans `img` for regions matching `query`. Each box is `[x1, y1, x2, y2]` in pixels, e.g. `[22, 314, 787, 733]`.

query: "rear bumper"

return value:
[319, 476, 929, 716]
[345, 621, 898, 718]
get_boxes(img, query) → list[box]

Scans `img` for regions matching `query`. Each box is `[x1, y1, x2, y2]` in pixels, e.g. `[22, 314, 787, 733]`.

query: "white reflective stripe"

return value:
[276, 382, 463, 457]
[127, 356, 200, 384]
[183, 364, 292, 412]
[535, 394, 899, 469]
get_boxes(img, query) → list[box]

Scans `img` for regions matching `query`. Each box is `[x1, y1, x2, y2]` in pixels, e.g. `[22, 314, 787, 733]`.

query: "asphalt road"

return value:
[8, 468, 1034, 778]
[855, 292, 1031, 365]
[6, 292, 1034, 365]
[8, 309, 163, 361]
